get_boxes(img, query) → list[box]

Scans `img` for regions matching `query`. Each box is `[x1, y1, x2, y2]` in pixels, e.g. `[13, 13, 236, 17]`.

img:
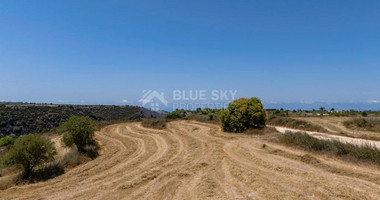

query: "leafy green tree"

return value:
[60, 116, 96, 154]
[1, 134, 56, 179]
[221, 97, 267, 132]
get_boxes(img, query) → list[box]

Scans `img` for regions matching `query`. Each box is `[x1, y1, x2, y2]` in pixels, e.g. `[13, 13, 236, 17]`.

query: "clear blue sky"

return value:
[0, 0, 379, 109]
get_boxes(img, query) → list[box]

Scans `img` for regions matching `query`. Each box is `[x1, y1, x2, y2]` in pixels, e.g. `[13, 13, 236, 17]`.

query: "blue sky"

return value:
[0, 0, 379, 110]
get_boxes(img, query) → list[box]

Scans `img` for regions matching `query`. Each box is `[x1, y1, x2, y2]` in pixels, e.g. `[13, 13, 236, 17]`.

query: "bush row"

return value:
[343, 117, 380, 132]
[280, 131, 380, 164]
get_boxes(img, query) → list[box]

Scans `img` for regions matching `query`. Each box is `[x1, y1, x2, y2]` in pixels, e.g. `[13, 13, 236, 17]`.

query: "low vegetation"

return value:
[221, 97, 266, 133]
[0, 136, 14, 147]
[166, 108, 220, 122]
[0, 115, 101, 187]
[141, 107, 221, 129]
[60, 116, 99, 158]
[186, 112, 220, 124]
[343, 117, 380, 132]
[1, 134, 57, 180]
[165, 111, 183, 120]
[269, 116, 329, 133]
[267, 108, 380, 118]
[141, 118, 167, 129]
[59, 150, 91, 169]
[243, 126, 278, 135]
[280, 131, 380, 164]
[0, 104, 162, 137]
[30, 162, 65, 182]
[0, 149, 91, 188]
[149, 98, 267, 133]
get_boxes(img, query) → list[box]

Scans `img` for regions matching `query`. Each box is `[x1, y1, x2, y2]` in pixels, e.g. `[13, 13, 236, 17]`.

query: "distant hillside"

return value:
[0, 104, 164, 137]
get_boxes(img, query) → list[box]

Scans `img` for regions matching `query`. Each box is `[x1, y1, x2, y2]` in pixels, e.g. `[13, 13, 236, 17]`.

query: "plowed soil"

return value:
[1, 121, 380, 199]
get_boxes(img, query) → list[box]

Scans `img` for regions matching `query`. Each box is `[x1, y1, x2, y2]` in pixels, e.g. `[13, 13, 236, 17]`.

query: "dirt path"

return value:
[1, 121, 380, 199]
[50, 135, 71, 157]
[273, 126, 380, 149]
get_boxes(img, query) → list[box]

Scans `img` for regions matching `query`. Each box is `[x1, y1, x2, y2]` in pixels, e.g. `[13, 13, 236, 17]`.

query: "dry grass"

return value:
[344, 117, 380, 132]
[60, 150, 91, 169]
[280, 131, 380, 165]
[27, 162, 65, 183]
[141, 118, 167, 129]
[0, 166, 19, 190]
[243, 126, 278, 135]
[0, 175, 17, 190]
[2, 121, 380, 199]
[295, 116, 380, 141]
[269, 116, 329, 132]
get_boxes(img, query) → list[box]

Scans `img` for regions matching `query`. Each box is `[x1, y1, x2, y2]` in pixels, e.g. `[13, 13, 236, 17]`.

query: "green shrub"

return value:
[0, 136, 14, 147]
[59, 116, 97, 154]
[220, 97, 266, 133]
[1, 134, 57, 179]
[84, 145, 99, 159]
[208, 114, 214, 121]
[31, 162, 64, 182]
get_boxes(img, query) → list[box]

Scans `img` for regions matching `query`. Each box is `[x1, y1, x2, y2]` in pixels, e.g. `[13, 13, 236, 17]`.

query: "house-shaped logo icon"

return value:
[138, 90, 168, 111]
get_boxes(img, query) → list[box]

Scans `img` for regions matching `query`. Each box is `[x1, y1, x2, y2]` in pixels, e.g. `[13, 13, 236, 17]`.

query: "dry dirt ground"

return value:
[1, 120, 380, 200]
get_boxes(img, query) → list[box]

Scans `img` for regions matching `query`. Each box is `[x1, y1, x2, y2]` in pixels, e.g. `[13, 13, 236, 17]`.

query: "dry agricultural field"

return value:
[1, 120, 380, 199]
